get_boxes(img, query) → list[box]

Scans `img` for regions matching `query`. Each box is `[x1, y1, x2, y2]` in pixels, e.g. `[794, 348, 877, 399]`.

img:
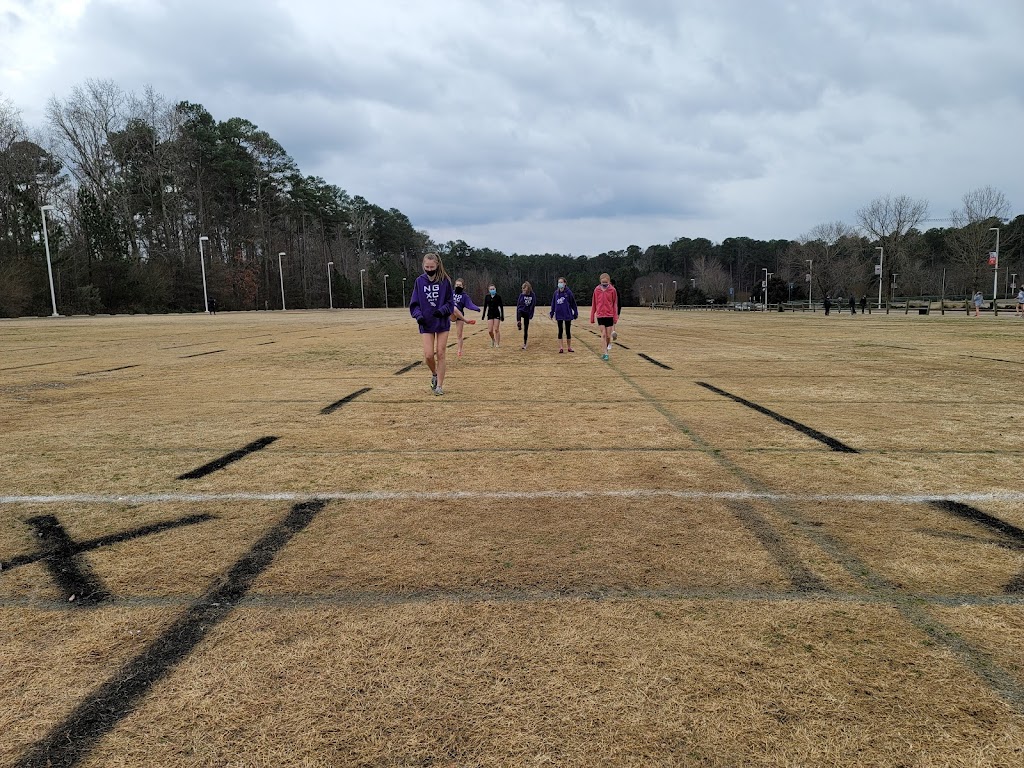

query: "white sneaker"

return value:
[606, 344, 612, 352]
[611, 330, 617, 340]
[434, 386, 444, 396]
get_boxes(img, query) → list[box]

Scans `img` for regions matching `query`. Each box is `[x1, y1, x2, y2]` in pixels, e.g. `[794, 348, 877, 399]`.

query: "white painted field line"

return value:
[3, 490, 1024, 505]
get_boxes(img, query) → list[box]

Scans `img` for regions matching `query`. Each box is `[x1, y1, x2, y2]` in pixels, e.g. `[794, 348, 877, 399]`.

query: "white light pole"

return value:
[891, 272, 898, 305]
[384, 274, 389, 309]
[876, 246, 884, 309]
[659, 282, 664, 303]
[762, 268, 772, 310]
[990, 227, 1000, 309]
[359, 268, 366, 309]
[672, 280, 677, 304]
[278, 252, 287, 311]
[1011, 273, 1018, 299]
[402, 277, 407, 306]
[198, 235, 210, 313]
[40, 205, 59, 317]
[806, 259, 813, 311]
[327, 261, 334, 310]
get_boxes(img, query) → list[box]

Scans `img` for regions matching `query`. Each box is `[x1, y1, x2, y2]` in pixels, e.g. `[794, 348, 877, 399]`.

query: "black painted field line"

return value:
[24, 516, 111, 606]
[177, 436, 278, 480]
[928, 500, 1024, 543]
[929, 500, 1024, 592]
[256, 341, 276, 346]
[695, 381, 858, 454]
[394, 360, 423, 375]
[1, 514, 216, 572]
[15, 500, 327, 768]
[179, 349, 225, 359]
[613, 342, 630, 350]
[0, 356, 96, 372]
[638, 353, 673, 370]
[321, 387, 372, 415]
[965, 355, 1023, 366]
[75, 364, 140, 377]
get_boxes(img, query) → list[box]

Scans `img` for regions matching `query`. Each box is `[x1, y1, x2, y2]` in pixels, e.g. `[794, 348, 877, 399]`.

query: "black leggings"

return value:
[520, 316, 530, 343]
[557, 319, 572, 340]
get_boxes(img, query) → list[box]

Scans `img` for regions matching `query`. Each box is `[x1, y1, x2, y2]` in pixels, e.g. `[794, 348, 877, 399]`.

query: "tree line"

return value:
[2, 79, 1020, 317]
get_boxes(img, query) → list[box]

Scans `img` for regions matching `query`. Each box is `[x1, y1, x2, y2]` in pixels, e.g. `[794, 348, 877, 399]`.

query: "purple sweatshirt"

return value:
[550, 287, 578, 321]
[409, 273, 454, 334]
[453, 290, 480, 315]
[516, 292, 536, 319]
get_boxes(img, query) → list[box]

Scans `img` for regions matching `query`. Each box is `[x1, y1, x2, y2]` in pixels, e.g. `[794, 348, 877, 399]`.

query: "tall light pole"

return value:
[402, 277, 407, 306]
[659, 282, 664, 303]
[278, 252, 286, 311]
[762, 268, 772, 310]
[875, 246, 884, 309]
[40, 205, 59, 317]
[990, 227, 1000, 314]
[1011, 273, 1018, 300]
[806, 259, 813, 311]
[672, 280, 677, 304]
[384, 274, 389, 309]
[359, 268, 366, 309]
[198, 235, 210, 313]
[891, 272, 898, 305]
[327, 261, 334, 309]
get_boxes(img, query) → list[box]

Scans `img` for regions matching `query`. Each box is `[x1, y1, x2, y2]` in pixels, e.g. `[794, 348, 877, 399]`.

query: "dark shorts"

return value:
[597, 317, 614, 327]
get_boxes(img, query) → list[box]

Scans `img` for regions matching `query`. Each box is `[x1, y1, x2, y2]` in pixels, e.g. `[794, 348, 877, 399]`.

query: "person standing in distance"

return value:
[1016, 286, 1024, 318]
[516, 281, 536, 349]
[409, 252, 454, 395]
[550, 277, 578, 353]
[590, 273, 619, 361]
[482, 283, 505, 348]
[973, 290, 984, 317]
[451, 278, 480, 358]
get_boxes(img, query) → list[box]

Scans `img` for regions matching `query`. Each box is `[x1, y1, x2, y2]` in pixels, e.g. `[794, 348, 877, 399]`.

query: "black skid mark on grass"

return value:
[24, 516, 111, 606]
[15, 500, 327, 768]
[928, 500, 1024, 594]
[321, 387, 372, 415]
[394, 360, 423, 375]
[0, 356, 96, 372]
[613, 342, 630, 350]
[727, 502, 827, 593]
[75, 365, 140, 376]
[256, 341, 276, 346]
[177, 436, 278, 480]
[965, 355, 1024, 366]
[179, 349, 225, 359]
[638, 353, 672, 370]
[695, 381, 858, 454]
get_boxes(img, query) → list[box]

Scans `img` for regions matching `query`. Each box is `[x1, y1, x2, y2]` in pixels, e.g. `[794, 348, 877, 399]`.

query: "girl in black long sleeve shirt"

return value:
[482, 284, 504, 348]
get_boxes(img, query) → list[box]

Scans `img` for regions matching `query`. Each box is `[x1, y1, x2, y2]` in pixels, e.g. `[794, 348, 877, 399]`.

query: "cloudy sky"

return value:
[2, 0, 1023, 254]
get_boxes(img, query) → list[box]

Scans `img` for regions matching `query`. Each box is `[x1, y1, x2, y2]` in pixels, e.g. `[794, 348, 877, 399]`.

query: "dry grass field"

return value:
[2, 307, 1024, 767]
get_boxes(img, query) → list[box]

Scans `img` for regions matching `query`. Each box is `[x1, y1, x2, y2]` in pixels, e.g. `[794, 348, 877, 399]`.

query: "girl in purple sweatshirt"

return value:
[549, 277, 578, 353]
[409, 253, 455, 395]
[450, 277, 480, 358]
[516, 281, 536, 349]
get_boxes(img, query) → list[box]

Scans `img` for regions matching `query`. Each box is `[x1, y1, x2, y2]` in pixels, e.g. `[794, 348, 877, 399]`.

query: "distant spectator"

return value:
[1016, 287, 1024, 318]
[973, 291, 984, 317]
[209, 297, 218, 315]
[860, 296, 868, 315]
[836, 295, 843, 314]
[849, 295, 856, 315]
[823, 295, 832, 316]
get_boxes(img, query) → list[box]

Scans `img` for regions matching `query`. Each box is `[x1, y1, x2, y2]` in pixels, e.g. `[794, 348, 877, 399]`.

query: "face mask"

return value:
[425, 268, 436, 276]
[558, 282, 565, 289]
[455, 286, 463, 294]
[601, 283, 609, 289]
[489, 289, 496, 296]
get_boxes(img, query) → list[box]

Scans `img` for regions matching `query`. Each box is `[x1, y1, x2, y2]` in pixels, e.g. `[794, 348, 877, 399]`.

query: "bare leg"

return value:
[435, 332, 449, 387]
[495, 320, 501, 347]
[455, 319, 465, 355]
[421, 333, 437, 373]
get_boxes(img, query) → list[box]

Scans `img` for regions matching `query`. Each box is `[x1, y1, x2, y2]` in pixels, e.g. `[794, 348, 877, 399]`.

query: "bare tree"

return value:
[947, 186, 1010, 294]
[856, 193, 929, 299]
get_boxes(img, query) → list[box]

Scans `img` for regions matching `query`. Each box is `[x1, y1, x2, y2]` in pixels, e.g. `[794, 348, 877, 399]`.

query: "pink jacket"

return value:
[590, 285, 619, 322]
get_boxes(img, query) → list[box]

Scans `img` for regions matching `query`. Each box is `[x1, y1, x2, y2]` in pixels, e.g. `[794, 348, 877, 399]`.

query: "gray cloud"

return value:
[3, 0, 1023, 254]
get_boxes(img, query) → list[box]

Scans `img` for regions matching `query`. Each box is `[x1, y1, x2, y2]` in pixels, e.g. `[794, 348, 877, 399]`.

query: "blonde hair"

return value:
[599, 273, 610, 283]
[423, 252, 451, 285]
[522, 281, 532, 293]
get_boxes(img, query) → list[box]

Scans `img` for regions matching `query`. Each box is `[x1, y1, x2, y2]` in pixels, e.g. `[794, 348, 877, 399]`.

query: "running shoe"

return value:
[611, 329, 618, 340]
[434, 386, 444, 396]
[431, 372, 438, 391]
[568, 347, 575, 352]
[559, 348, 564, 354]
[607, 344, 612, 352]
[602, 353, 609, 361]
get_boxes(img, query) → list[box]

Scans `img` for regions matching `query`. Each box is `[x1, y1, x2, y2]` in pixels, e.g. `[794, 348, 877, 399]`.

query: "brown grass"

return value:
[2, 309, 1024, 766]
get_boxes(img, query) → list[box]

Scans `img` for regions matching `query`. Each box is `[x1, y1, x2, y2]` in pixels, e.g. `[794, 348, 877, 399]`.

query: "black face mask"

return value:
[425, 268, 437, 276]
[455, 286, 464, 294]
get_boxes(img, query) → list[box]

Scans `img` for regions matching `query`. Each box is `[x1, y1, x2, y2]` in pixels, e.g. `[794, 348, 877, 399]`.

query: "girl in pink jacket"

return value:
[590, 273, 619, 361]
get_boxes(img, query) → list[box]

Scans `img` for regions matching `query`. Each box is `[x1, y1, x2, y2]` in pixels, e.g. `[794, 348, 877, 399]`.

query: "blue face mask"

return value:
[558, 282, 565, 289]
[489, 289, 496, 296]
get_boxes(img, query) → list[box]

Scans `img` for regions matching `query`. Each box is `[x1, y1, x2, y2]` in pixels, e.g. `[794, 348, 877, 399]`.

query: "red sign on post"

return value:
[989, 252, 998, 266]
